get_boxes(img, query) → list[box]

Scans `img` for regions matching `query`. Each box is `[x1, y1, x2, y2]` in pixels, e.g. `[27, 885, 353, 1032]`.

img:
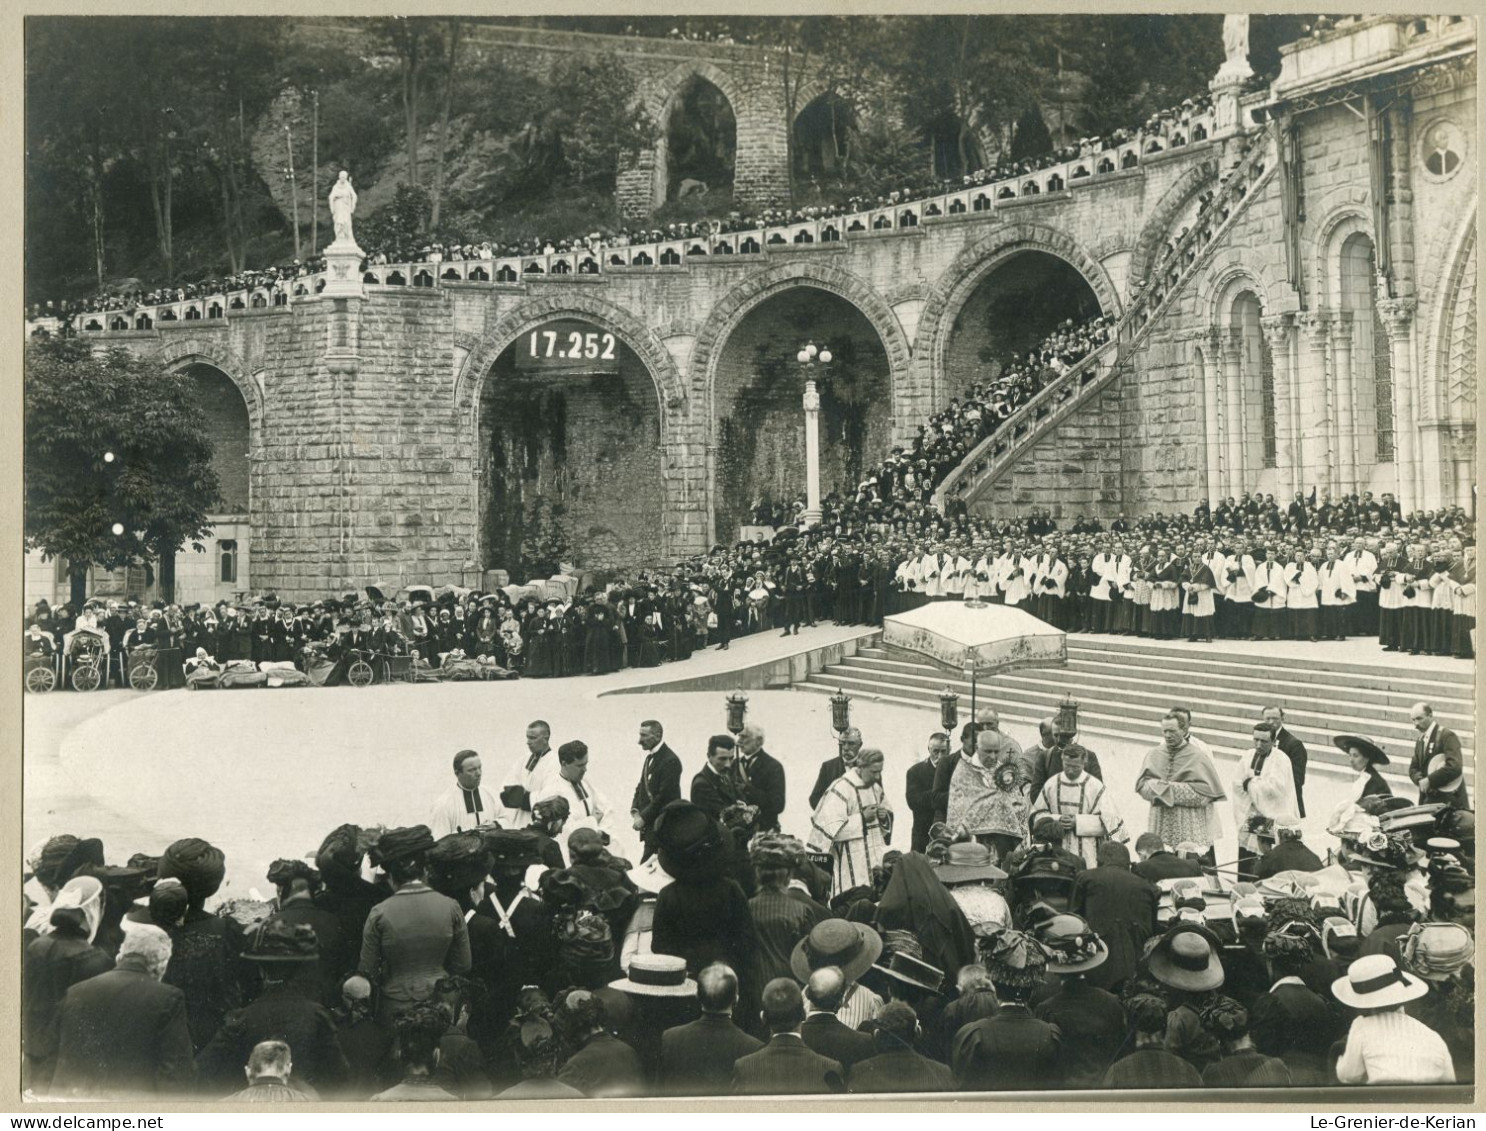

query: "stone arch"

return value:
[1428, 199, 1477, 423]
[454, 292, 697, 565]
[1129, 158, 1219, 286]
[914, 222, 1121, 407]
[1307, 198, 1372, 309]
[643, 60, 743, 207]
[454, 293, 687, 424]
[689, 259, 912, 425]
[154, 336, 264, 452]
[1196, 254, 1286, 327]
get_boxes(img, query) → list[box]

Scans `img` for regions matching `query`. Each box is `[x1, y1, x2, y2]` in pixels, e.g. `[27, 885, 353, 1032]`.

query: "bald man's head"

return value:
[697, 963, 739, 1015]
[804, 966, 847, 1014]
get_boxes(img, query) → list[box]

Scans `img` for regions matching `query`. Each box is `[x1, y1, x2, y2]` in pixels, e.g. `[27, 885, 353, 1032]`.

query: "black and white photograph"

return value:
[15, 7, 1479, 1109]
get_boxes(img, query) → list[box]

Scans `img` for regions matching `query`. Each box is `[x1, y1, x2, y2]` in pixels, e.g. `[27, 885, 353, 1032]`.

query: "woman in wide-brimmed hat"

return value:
[1334, 734, 1394, 805]
[1333, 954, 1454, 1084]
[358, 826, 471, 1026]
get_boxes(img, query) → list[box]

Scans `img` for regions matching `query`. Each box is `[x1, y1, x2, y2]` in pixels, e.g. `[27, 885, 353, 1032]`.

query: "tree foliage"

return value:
[25, 339, 222, 582]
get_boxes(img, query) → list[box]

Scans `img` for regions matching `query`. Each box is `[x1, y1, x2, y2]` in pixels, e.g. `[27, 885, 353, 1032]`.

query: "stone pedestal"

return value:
[321, 238, 366, 298]
[803, 378, 822, 527]
[1210, 75, 1248, 141]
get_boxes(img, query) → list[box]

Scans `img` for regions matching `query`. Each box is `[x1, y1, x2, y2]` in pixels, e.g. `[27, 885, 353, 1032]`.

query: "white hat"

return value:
[1331, 954, 1429, 1010]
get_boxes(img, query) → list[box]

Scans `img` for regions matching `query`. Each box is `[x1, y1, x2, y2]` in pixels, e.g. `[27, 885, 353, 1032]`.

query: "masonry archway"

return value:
[162, 357, 255, 604]
[793, 91, 857, 183]
[939, 251, 1103, 403]
[664, 74, 737, 201]
[457, 297, 693, 576]
[917, 224, 1119, 407]
[708, 286, 893, 542]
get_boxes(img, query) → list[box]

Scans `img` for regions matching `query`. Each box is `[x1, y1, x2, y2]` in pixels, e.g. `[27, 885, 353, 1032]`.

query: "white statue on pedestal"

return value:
[1216, 14, 1254, 82]
[328, 171, 358, 247]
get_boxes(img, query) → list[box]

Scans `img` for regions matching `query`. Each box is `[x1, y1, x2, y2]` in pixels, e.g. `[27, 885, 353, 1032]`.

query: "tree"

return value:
[26, 339, 222, 605]
[429, 19, 463, 231]
[372, 17, 442, 190]
[1009, 105, 1054, 163]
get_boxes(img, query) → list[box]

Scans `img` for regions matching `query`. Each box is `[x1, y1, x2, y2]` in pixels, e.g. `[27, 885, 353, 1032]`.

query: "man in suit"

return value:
[731, 978, 844, 1096]
[808, 727, 862, 811]
[800, 967, 876, 1072]
[661, 963, 762, 1096]
[1130, 833, 1204, 884]
[738, 722, 787, 834]
[631, 719, 683, 858]
[1070, 843, 1158, 993]
[51, 927, 195, 1099]
[1408, 702, 1469, 809]
[847, 1001, 955, 1093]
[1262, 705, 1309, 818]
[691, 734, 747, 821]
[906, 732, 950, 853]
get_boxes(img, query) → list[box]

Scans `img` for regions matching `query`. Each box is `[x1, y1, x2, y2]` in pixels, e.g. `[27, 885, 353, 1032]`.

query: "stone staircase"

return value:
[797, 636, 1474, 785]
[935, 121, 1279, 513]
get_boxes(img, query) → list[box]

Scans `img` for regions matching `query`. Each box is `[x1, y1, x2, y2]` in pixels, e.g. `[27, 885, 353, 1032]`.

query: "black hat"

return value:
[375, 825, 435, 865]
[266, 858, 319, 889]
[653, 801, 728, 884]
[483, 828, 543, 868]
[245, 918, 320, 963]
[157, 838, 226, 903]
[1333, 734, 1388, 766]
[427, 832, 491, 895]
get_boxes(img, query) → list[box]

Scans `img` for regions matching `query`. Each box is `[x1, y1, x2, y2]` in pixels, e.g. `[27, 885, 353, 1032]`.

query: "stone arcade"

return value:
[25, 17, 1477, 605]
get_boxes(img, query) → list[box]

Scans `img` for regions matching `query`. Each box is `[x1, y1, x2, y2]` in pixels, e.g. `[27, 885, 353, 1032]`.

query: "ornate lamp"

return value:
[725, 689, 749, 736]
[1055, 694, 1080, 739]
[829, 687, 852, 735]
[939, 687, 960, 731]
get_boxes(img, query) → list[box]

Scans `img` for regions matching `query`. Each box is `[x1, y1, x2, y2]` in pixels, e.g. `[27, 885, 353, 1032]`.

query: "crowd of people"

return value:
[26, 82, 1223, 328]
[25, 259, 328, 335]
[21, 686, 1474, 1099]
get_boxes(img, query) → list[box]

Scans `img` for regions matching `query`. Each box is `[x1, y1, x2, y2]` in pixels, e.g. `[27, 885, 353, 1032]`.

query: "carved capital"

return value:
[1295, 310, 1332, 346]
[1259, 314, 1292, 348]
[1377, 297, 1417, 336]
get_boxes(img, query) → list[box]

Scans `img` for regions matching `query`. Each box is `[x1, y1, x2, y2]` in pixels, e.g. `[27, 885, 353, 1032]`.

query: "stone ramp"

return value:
[798, 633, 1474, 786]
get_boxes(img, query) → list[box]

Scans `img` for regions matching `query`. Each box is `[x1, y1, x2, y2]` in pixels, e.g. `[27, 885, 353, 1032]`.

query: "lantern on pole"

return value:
[725, 689, 749, 736]
[939, 687, 960, 731]
[829, 687, 852, 736]
[1055, 694, 1080, 739]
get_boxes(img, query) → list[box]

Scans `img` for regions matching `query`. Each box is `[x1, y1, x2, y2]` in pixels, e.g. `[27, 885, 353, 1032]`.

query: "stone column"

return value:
[1198, 328, 1224, 504]
[1295, 311, 1333, 499]
[1219, 330, 1244, 497]
[1261, 314, 1297, 497]
[1378, 297, 1418, 510]
[1330, 311, 1357, 494]
[803, 378, 822, 527]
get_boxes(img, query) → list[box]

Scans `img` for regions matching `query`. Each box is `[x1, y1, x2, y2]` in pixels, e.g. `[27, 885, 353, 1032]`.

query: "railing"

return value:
[29, 104, 1222, 338]
[933, 121, 1279, 512]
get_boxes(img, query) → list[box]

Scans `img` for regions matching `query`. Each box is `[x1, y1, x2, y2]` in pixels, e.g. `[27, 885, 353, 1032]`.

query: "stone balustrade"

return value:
[28, 102, 1224, 338]
[934, 120, 1279, 512]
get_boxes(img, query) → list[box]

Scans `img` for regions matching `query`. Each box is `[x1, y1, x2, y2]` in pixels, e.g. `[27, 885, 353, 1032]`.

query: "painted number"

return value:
[601, 333, 616, 359]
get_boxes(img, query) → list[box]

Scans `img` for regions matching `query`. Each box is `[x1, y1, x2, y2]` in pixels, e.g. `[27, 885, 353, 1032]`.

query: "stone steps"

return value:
[796, 638, 1474, 782]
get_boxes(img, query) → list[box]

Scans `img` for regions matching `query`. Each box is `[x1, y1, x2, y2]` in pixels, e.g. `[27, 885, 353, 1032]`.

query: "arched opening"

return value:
[176, 362, 251, 604]
[711, 287, 892, 541]
[920, 110, 986, 181]
[1232, 292, 1278, 471]
[1339, 231, 1394, 463]
[665, 75, 736, 201]
[941, 250, 1103, 402]
[479, 326, 664, 579]
[793, 92, 857, 184]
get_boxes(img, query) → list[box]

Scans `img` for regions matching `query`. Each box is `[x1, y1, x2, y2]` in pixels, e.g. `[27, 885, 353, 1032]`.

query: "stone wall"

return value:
[976, 377, 1126, 521]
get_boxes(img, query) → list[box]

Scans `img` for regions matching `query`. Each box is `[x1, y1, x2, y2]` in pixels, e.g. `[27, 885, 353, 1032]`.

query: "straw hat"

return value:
[608, 953, 698, 998]
[1331, 954, 1429, 1010]
[1148, 923, 1224, 993]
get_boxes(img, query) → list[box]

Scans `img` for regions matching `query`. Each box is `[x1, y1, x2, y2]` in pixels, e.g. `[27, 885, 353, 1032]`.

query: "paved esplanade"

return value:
[24, 623, 1404, 900]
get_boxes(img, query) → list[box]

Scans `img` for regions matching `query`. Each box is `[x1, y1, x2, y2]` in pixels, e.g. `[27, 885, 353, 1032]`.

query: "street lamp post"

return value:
[795, 341, 832, 527]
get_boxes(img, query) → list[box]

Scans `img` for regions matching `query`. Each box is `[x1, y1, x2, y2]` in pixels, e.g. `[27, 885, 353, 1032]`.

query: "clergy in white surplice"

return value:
[808, 747, 893, 896]
[1028, 745, 1127, 867]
